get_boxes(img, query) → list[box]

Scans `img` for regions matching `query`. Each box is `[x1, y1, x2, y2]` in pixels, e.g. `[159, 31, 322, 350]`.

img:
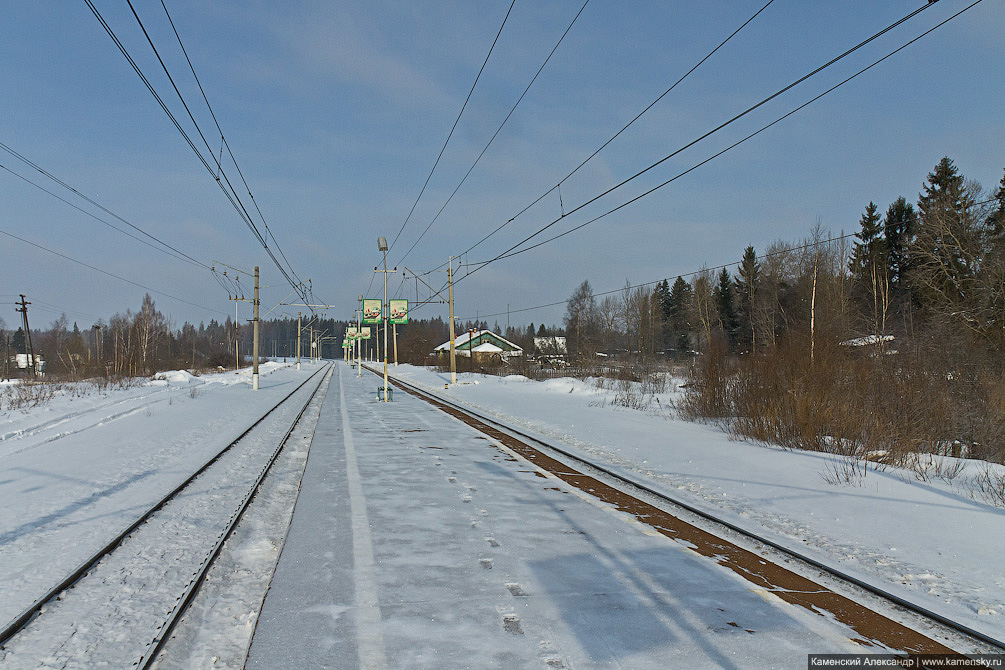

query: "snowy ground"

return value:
[1, 360, 1002, 667]
[388, 364, 1005, 644]
[0, 361, 309, 638]
[246, 364, 876, 669]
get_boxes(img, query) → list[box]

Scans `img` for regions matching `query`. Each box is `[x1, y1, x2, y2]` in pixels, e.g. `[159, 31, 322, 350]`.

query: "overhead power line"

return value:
[456, 0, 955, 283]
[0, 142, 210, 270]
[0, 226, 223, 314]
[388, 0, 517, 255]
[458, 0, 776, 261]
[83, 0, 311, 306]
[394, 0, 592, 267]
[156, 0, 308, 295]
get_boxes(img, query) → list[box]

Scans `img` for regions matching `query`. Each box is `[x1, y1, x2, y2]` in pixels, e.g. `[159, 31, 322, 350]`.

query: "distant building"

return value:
[433, 330, 523, 363]
[12, 354, 45, 375]
[533, 336, 567, 357]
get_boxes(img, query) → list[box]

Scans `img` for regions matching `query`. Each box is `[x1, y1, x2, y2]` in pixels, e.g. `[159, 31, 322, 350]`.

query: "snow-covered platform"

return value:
[245, 364, 862, 669]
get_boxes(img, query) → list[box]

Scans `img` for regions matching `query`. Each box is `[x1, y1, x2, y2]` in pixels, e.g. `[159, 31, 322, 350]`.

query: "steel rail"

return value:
[379, 368, 1005, 654]
[138, 362, 333, 668]
[0, 363, 330, 649]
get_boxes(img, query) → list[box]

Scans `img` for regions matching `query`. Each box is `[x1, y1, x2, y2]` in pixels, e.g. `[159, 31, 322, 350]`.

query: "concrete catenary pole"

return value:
[252, 266, 260, 390]
[448, 258, 456, 386]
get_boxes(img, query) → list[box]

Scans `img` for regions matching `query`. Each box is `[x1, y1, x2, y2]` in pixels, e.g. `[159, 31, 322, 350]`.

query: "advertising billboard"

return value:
[389, 299, 408, 325]
[362, 299, 382, 324]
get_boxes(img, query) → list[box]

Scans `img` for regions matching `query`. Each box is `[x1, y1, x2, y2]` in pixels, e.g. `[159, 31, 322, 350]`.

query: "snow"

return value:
[1, 360, 1002, 666]
[388, 365, 1005, 643]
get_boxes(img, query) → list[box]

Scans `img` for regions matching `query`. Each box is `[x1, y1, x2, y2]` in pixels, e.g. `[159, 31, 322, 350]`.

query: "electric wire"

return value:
[124, 0, 306, 299]
[455, 0, 950, 283]
[460, 231, 860, 322]
[0, 226, 223, 314]
[461, 153, 1000, 324]
[0, 144, 210, 270]
[84, 0, 309, 305]
[388, 0, 517, 255]
[394, 0, 591, 267]
[157, 0, 309, 294]
[409, 3, 984, 323]
[457, 0, 776, 261]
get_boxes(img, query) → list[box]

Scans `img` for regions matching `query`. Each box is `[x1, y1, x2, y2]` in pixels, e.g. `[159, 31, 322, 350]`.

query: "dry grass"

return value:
[679, 329, 1005, 471]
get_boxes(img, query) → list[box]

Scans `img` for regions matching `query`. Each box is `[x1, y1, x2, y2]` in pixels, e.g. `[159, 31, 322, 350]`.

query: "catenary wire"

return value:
[455, 0, 949, 282]
[157, 0, 309, 294]
[457, 0, 776, 261]
[0, 226, 224, 315]
[0, 144, 210, 270]
[388, 0, 517, 255]
[84, 0, 309, 304]
[124, 0, 307, 299]
[422, 3, 986, 322]
[394, 0, 591, 267]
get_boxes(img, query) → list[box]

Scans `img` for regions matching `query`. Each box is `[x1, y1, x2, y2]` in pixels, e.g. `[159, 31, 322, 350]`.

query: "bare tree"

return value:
[564, 280, 599, 360]
[690, 268, 715, 352]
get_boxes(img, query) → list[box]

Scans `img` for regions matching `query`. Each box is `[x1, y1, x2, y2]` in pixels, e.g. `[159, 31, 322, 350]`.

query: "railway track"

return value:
[379, 367, 1005, 658]
[0, 363, 332, 669]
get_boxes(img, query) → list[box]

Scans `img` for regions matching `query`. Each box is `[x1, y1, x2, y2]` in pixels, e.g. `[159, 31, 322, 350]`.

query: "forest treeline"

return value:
[1, 294, 354, 379]
[1, 294, 558, 380]
[562, 157, 1005, 466]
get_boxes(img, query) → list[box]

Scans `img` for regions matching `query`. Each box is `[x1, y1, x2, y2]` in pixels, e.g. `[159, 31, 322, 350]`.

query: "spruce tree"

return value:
[911, 157, 976, 316]
[849, 202, 885, 281]
[713, 267, 737, 347]
[883, 196, 917, 292]
[655, 278, 672, 347]
[987, 168, 1005, 239]
[668, 276, 693, 354]
[734, 246, 760, 350]
[849, 202, 891, 335]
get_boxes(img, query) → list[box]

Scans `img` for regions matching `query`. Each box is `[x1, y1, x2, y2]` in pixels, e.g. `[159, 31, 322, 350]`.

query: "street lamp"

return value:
[378, 237, 389, 401]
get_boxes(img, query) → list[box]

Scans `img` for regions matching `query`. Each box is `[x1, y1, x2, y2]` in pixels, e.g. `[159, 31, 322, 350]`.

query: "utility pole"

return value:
[235, 298, 240, 372]
[252, 266, 260, 390]
[227, 284, 246, 372]
[297, 312, 302, 370]
[356, 303, 363, 377]
[357, 296, 363, 376]
[378, 237, 390, 401]
[448, 257, 457, 386]
[16, 295, 36, 378]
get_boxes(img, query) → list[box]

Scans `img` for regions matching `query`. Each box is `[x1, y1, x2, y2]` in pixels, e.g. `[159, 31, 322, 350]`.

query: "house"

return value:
[533, 336, 567, 357]
[433, 330, 523, 364]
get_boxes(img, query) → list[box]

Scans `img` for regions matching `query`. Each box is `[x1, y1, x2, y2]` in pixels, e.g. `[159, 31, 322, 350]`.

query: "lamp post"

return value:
[378, 237, 390, 401]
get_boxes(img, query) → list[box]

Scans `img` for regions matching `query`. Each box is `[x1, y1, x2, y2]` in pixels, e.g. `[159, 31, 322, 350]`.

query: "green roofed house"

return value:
[433, 329, 523, 365]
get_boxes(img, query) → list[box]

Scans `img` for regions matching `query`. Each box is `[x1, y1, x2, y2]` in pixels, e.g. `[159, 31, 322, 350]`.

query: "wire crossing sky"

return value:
[1, 1, 1002, 331]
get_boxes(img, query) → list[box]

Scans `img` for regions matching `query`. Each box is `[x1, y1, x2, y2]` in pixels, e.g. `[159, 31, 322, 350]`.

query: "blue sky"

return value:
[2, 1, 1003, 334]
